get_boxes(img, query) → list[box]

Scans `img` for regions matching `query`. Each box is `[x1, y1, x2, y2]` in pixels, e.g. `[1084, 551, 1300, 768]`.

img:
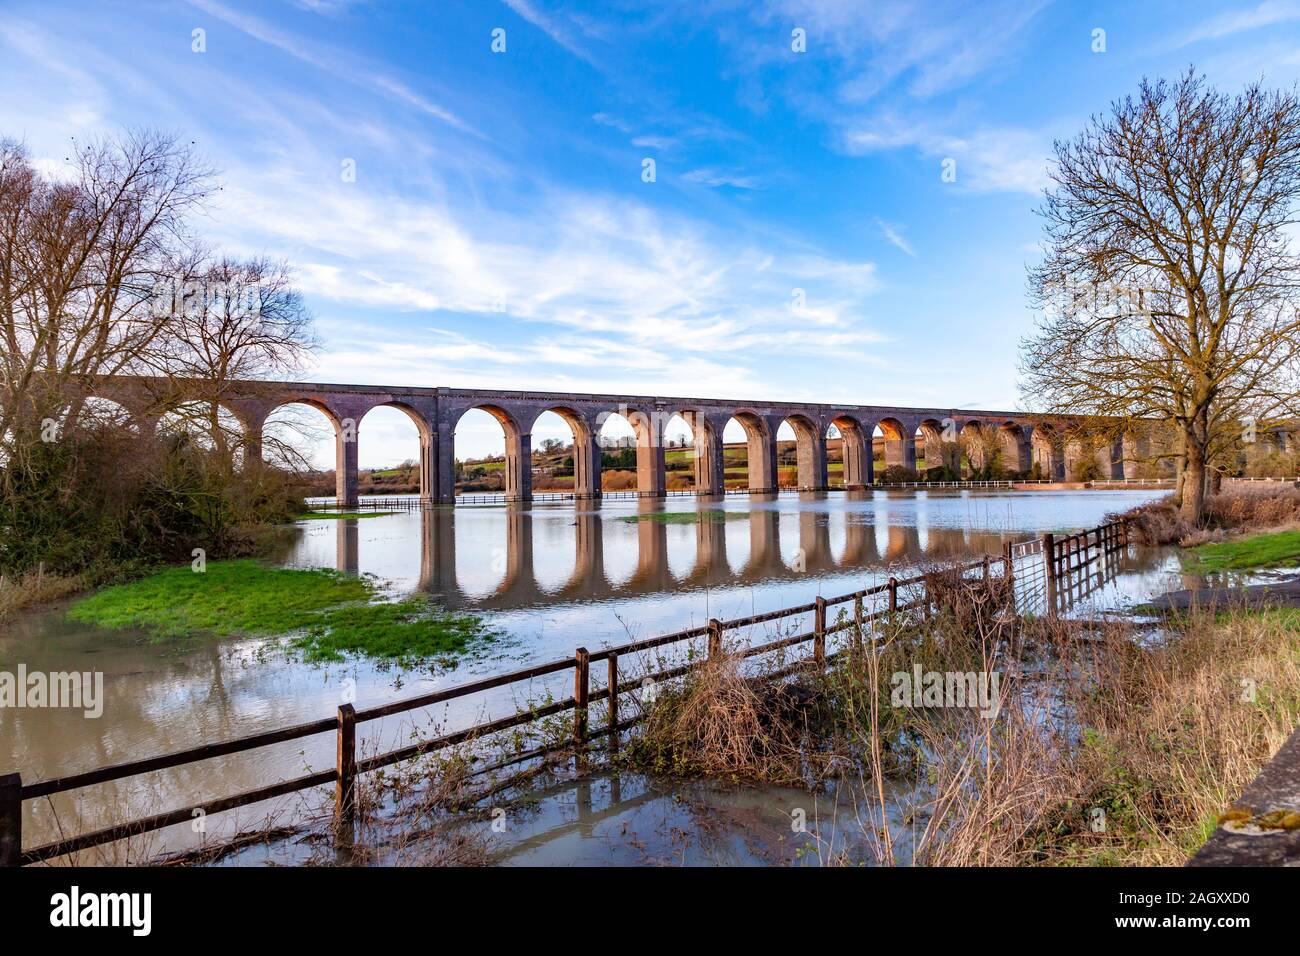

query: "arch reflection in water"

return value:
[320, 497, 1030, 612]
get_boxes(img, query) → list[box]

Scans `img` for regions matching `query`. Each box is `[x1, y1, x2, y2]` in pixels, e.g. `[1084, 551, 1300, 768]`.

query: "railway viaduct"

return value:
[90, 377, 1164, 506]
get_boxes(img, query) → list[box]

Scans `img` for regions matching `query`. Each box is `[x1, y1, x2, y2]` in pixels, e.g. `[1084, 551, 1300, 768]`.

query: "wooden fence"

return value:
[0, 518, 1130, 867]
[1042, 520, 1129, 584]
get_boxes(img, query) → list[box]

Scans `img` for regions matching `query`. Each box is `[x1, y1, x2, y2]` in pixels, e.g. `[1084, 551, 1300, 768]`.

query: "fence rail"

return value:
[0, 518, 1131, 867]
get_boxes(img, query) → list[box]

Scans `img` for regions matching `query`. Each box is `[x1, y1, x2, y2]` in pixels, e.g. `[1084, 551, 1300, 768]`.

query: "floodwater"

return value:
[2, 488, 1201, 865]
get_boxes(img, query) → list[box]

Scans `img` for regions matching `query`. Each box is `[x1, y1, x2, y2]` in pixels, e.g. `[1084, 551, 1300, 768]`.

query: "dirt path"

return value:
[1148, 576, 1300, 612]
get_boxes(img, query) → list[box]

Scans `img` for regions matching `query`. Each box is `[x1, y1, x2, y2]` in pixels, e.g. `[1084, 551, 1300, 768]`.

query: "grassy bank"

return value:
[69, 559, 494, 666]
[1184, 528, 1300, 572]
[1017, 609, 1300, 865]
[0, 566, 97, 623]
[1, 520, 303, 623]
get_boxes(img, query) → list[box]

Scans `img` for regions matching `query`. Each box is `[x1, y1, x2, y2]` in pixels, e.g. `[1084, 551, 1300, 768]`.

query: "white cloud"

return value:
[1173, 0, 1300, 48]
[875, 218, 916, 257]
[209, 149, 885, 362]
[683, 167, 763, 190]
[844, 117, 1052, 195]
[631, 135, 678, 151]
[754, 0, 1047, 100]
[293, 0, 372, 14]
[501, 0, 600, 67]
[184, 0, 478, 135]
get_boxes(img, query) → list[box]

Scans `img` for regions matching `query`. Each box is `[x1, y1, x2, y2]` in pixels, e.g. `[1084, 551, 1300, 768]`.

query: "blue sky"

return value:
[4, 0, 1300, 464]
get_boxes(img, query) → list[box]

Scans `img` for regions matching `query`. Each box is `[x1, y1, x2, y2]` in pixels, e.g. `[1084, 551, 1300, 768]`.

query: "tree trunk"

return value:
[1179, 421, 1207, 526]
[1170, 429, 1185, 509]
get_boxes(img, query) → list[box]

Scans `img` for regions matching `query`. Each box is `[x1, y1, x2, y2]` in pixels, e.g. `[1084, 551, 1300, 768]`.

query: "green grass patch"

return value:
[617, 510, 750, 524]
[1184, 529, 1300, 572]
[294, 511, 399, 520]
[287, 602, 489, 665]
[68, 560, 493, 666]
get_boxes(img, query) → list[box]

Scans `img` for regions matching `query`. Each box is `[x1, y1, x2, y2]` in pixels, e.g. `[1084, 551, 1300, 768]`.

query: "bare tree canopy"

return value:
[146, 255, 319, 467]
[1020, 69, 1300, 523]
[0, 131, 316, 464]
[0, 131, 214, 446]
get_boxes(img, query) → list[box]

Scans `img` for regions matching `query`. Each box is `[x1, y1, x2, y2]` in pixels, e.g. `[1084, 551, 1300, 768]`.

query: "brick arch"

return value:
[828, 412, 871, 489]
[356, 401, 436, 499]
[1030, 421, 1065, 480]
[593, 404, 667, 497]
[451, 403, 529, 501]
[959, 420, 991, 474]
[777, 412, 827, 490]
[916, 417, 955, 475]
[726, 409, 776, 493]
[69, 394, 137, 433]
[997, 420, 1031, 473]
[531, 404, 600, 499]
[873, 416, 917, 474]
[666, 406, 724, 496]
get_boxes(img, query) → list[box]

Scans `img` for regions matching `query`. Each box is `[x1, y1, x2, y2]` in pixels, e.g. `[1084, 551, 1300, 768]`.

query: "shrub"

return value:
[602, 469, 637, 491]
[879, 465, 918, 483]
[1115, 483, 1300, 545]
[0, 423, 303, 575]
[1072, 457, 1103, 482]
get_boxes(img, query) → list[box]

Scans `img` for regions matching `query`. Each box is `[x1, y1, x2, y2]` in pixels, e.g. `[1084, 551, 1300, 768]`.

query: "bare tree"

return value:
[147, 255, 318, 468]
[0, 131, 213, 456]
[1020, 70, 1300, 523]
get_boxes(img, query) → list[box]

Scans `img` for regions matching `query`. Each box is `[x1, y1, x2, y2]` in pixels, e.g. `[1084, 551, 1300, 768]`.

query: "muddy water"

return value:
[2, 489, 1190, 864]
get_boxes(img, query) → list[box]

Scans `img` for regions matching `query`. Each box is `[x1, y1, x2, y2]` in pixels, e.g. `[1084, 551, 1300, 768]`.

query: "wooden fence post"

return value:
[1002, 541, 1014, 604]
[0, 773, 20, 867]
[853, 595, 865, 653]
[335, 704, 356, 823]
[813, 597, 827, 666]
[607, 652, 619, 754]
[574, 647, 590, 753]
[1042, 533, 1056, 584]
[707, 618, 723, 658]
[888, 576, 898, 612]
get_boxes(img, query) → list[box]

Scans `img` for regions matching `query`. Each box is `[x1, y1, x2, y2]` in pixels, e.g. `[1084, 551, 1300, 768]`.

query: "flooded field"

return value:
[2, 488, 1208, 864]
